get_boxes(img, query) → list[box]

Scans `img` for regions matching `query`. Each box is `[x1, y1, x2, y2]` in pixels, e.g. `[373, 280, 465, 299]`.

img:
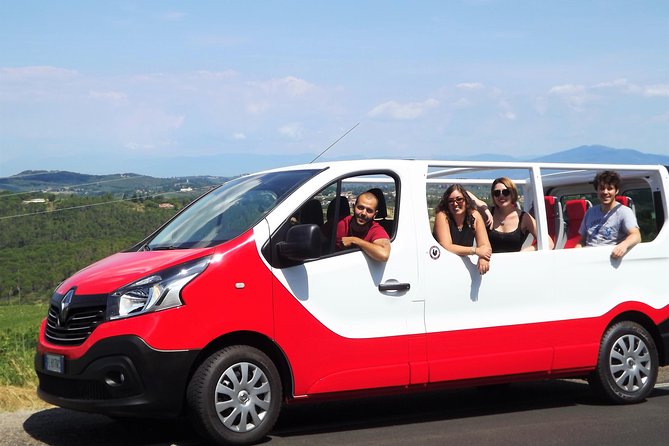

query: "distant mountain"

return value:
[529, 145, 669, 165]
[0, 170, 230, 195]
[453, 153, 518, 162]
[2, 145, 667, 195]
[435, 145, 669, 165]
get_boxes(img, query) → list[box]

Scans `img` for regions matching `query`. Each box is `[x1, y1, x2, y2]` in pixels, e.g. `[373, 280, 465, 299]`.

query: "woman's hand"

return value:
[477, 258, 490, 275]
[475, 245, 492, 261]
[483, 208, 493, 229]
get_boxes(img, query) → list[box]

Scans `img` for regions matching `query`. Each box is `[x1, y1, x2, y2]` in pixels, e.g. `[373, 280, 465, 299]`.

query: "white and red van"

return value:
[36, 160, 669, 445]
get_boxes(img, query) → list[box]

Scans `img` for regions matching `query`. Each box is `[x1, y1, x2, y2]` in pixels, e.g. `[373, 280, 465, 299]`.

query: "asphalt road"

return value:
[2, 379, 669, 446]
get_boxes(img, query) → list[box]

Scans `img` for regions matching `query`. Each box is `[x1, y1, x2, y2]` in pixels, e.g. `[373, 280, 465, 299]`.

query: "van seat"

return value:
[545, 196, 564, 248]
[326, 196, 351, 222]
[563, 199, 592, 249]
[299, 199, 324, 226]
[367, 188, 394, 237]
[321, 196, 351, 250]
[616, 195, 636, 214]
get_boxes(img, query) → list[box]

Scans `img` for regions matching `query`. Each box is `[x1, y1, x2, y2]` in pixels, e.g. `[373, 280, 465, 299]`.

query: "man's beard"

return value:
[352, 212, 372, 231]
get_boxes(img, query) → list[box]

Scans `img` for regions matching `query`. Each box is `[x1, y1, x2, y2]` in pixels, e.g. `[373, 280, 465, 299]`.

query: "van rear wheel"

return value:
[187, 346, 282, 445]
[589, 321, 658, 404]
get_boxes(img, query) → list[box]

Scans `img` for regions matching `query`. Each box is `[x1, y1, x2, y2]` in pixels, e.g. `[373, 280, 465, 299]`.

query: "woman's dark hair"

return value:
[435, 184, 476, 228]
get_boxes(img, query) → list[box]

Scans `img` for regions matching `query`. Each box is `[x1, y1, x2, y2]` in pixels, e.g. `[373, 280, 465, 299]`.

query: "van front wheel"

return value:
[589, 321, 658, 404]
[187, 346, 282, 445]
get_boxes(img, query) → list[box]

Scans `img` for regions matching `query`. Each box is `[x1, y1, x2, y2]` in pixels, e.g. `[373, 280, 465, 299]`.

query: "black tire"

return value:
[589, 321, 658, 404]
[187, 346, 282, 445]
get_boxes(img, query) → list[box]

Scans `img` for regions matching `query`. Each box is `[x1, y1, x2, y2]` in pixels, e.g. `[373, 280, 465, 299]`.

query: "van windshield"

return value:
[147, 169, 320, 250]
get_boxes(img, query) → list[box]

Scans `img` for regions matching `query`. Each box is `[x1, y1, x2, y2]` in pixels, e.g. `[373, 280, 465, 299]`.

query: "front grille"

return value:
[45, 291, 108, 346]
[38, 372, 112, 400]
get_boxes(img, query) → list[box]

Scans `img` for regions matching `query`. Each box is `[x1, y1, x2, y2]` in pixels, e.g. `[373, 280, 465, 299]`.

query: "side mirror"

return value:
[277, 224, 322, 261]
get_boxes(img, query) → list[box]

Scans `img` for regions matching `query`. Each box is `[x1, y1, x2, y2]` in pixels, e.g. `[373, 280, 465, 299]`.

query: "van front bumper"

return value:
[35, 335, 200, 418]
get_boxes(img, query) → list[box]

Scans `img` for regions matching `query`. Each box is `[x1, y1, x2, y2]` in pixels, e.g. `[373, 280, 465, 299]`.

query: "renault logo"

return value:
[57, 289, 74, 327]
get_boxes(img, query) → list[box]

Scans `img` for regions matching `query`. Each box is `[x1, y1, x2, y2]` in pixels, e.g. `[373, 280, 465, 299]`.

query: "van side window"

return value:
[266, 173, 398, 268]
[620, 188, 658, 241]
[552, 176, 659, 247]
[426, 164, 664, 251]
[426, 166, 542, 252]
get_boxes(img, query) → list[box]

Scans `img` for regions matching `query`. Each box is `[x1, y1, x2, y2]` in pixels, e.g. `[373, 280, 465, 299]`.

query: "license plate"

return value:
[44, 353, 64, 374]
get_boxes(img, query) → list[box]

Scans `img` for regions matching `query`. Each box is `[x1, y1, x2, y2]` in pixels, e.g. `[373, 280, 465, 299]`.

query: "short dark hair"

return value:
[355, 192, 378, 211]
[593, 170, 621, 191]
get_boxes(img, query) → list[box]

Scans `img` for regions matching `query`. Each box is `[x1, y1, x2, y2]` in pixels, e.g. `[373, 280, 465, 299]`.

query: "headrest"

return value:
[299, 199, 324, 226]
[615, 195, 633, 207]
[565, 199, 591, 220]
[544, 196, 558, 218]
[366, 188, 387, 219]
[326, 196, 351, 221]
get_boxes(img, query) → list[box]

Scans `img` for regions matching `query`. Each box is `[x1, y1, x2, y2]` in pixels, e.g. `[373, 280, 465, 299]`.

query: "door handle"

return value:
[378, 282, 411, 292]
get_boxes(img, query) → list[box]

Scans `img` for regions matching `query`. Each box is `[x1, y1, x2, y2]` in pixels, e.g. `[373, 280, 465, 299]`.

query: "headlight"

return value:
[108, 256, 211, 320]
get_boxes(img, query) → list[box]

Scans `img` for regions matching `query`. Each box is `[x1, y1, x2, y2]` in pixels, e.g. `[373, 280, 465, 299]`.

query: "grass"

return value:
[0, 385, 52, 412]
[0, 303, 48, 411]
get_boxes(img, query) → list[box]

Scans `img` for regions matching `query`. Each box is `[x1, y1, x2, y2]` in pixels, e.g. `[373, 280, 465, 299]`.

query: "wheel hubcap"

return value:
[214, 362, 271, 433]
[609, 334, 651, 392]
[238, 390, 250, 404]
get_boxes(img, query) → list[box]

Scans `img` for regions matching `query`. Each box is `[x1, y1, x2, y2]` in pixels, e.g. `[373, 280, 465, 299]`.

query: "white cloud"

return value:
[278, 123, 303, 139]
[232, 132, 246, 140]
[246, 102, 270, 114]
[590, 79, 669, 97]
[0, 66, 79, 81]
[194, 70, 239, 80]
[500, 111, 516, 120]
[498, 100, 516, 120]
[548, 84, 586, 96]
[368, 98, 439, 120]
[592, 78, 631, 89]
[592, 78, 642, 95]
[88, 90, 128, 106]
[249, 76, 316, 96]
[547, 80, 669, 112]
[457, 82, 485, 90]
[452, 97, 473, 108]
[644, 84, 669, 97]
[548, 84, 590, 111]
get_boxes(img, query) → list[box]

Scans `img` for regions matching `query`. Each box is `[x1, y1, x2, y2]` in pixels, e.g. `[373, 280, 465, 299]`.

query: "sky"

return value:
[1, 0, 668, 177]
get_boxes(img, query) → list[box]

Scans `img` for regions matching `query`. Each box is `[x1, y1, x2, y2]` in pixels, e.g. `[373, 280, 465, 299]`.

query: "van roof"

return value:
[254, 158, 666, 180]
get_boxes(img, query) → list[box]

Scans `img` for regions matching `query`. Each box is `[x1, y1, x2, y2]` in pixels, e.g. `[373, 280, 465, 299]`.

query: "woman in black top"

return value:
[487, 177, 552, 252]
[433, 184, 492, 275]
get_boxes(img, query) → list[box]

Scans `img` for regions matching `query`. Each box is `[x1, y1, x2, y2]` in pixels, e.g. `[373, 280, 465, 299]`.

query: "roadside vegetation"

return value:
[0, 304, 51, 410]
[0, 191, 201, 304]
[0, 191, 200, 411]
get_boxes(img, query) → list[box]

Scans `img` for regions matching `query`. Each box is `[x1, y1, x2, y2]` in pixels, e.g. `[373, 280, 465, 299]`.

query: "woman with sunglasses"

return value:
[487, 177, 551, 252]
[433, 184, 492, 274]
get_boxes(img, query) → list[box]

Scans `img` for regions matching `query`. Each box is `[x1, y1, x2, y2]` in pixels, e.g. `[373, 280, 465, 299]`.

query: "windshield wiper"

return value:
[150, 245, 179, 251]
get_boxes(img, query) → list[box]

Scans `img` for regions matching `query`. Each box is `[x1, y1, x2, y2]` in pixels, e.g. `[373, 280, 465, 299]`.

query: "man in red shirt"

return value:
[336, 192, 391, 262]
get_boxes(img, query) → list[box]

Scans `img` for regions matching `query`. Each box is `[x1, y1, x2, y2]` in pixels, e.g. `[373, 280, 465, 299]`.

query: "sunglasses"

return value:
[447, 197, 465, 205]
[493, 189, 511, 197]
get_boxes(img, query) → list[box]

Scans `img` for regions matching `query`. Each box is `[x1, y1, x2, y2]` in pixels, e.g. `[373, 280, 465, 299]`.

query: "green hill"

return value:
[0, 170, 228, 195]
[0, 191, 204, 304]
